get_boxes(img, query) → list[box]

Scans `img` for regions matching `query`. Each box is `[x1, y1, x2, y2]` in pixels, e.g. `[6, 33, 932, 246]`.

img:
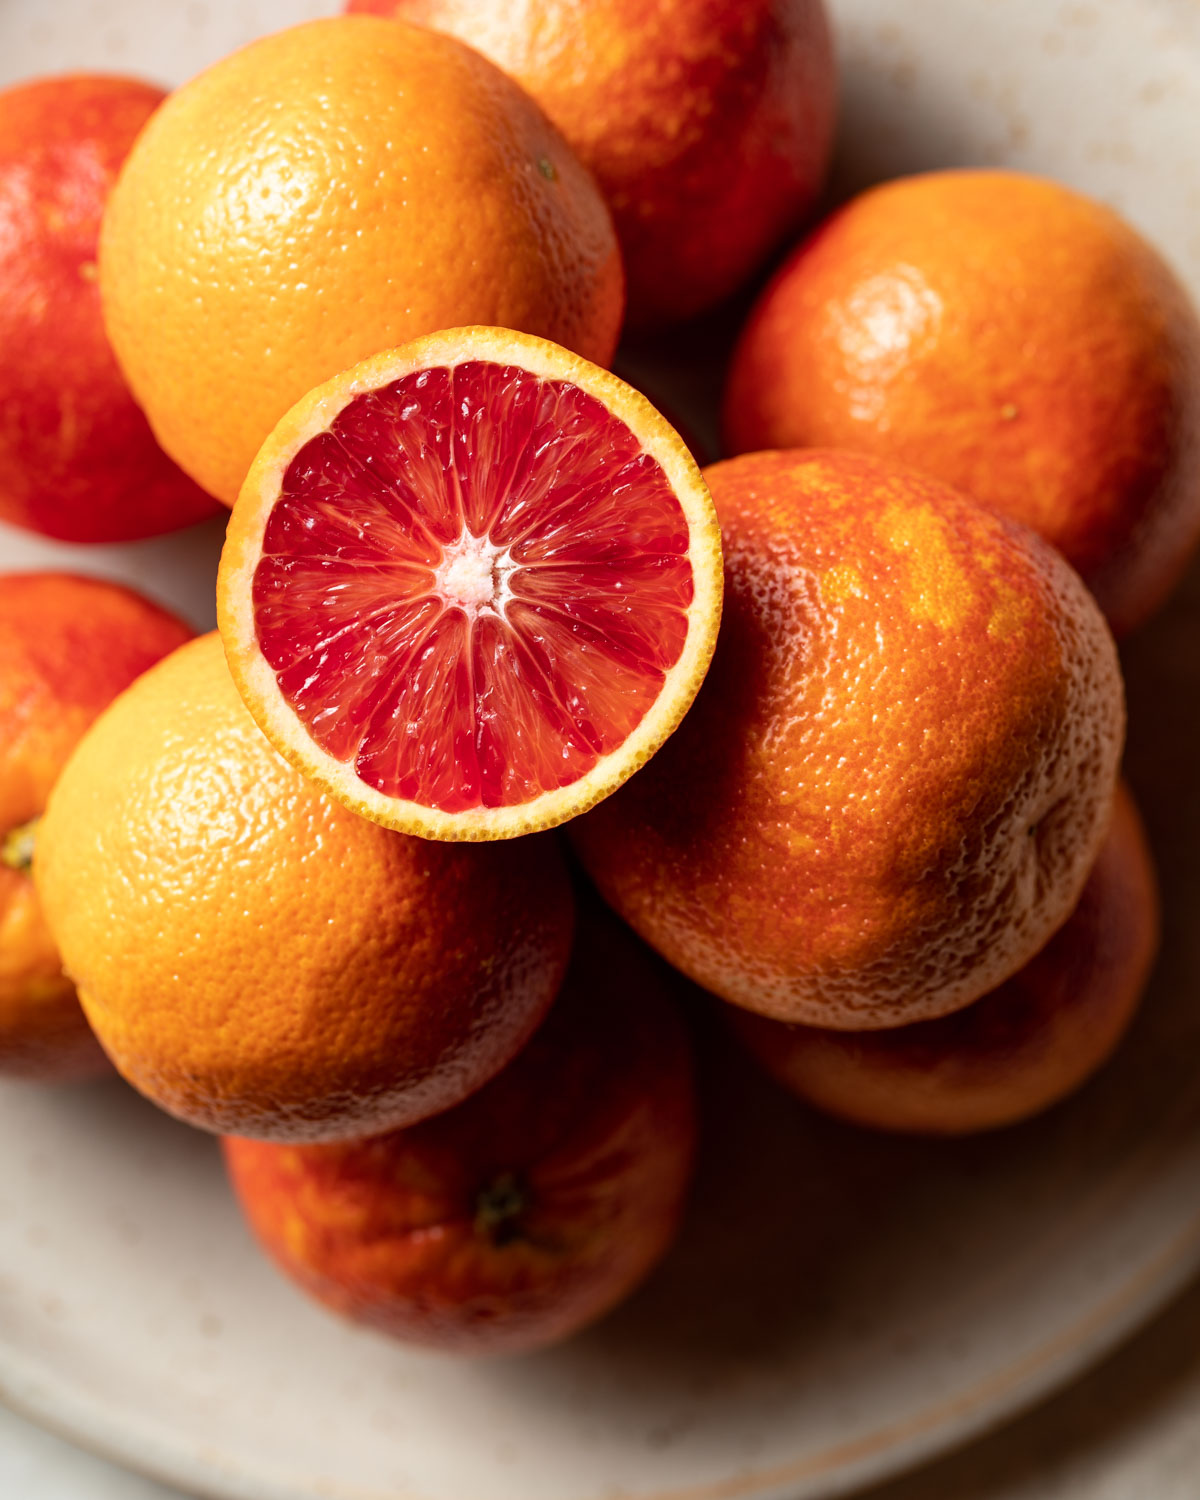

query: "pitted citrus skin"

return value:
[724, 171, 1200, 634]
[35, 634, 574, 1141]
[573, 450, 1125, 1030]
[730, 782, 1157, 1134]
[99, 16, 624, 505]
[0, 572, 192, 1081]
[348, 0, 835, 327]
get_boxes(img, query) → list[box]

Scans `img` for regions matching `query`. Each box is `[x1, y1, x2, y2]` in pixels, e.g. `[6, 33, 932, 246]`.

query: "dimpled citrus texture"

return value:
[347, 0, 834, 327]
[34, 633, 574, 1141]
[0, 573, 192, 1080]
[723, 170, 1200, 635]
[573, 450, 1126, 1030]
[99, 17, 624, 507]
[730, 782, 1157, 1134]
[0, 75, 219, 542]
[223, 909, 696, 1355]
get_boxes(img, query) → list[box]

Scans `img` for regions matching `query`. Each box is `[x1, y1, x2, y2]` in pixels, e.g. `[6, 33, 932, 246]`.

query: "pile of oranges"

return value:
[0, 0, 1189, 1357]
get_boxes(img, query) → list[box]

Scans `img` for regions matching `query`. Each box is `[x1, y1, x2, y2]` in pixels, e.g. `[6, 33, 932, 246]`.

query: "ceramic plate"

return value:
[4, 1, 1200, 1497]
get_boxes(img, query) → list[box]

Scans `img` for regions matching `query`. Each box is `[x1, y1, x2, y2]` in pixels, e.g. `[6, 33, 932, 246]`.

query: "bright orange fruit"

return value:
[723, 170, 1200, 635]
[1, 572, 192, 1079]
[347, 0, 836, 328]
[0, 75, 219, 541]
[99, 16, 624, 506]
[217, 328, 722, 841]
[223, 909, 696, 1355]
[573, 450, 1125, 1030]
[729, 782, 1158, 1135]
[34, 634, 574, 1140]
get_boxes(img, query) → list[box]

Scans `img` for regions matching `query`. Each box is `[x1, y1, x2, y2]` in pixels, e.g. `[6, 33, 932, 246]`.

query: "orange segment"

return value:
[218, 327, 722, 840]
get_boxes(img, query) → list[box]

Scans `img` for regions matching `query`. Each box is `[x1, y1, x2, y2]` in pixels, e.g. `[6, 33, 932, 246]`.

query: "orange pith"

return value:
[572, 449, 1126, 1030]
[730, 781, 1158, 1135]
[219, 328, 723, 842]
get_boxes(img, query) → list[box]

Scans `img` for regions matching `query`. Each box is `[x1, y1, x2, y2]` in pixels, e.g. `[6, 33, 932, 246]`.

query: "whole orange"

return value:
[1, 572, 192, 1079]
[729, 782, 1158, 1135]
[346, 0, 835, 328]
[0, 75, 220, 542]
[723, 170, 1200, 635]
[572, 450, 1125, 1030]
[99, 16, 624, 507]
[223, 908, 695, 1355]
[34, 633, 574, 1140]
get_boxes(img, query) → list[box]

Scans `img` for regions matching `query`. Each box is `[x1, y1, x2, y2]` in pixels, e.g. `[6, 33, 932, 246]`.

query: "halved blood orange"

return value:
[217, 328, 723, 840]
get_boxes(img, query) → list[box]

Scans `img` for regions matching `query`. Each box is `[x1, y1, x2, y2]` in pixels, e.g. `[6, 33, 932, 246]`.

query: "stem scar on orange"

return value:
[217, 327, 723, 842]
[34, 633, 575, 1143]
[222, 908, 697, 1355]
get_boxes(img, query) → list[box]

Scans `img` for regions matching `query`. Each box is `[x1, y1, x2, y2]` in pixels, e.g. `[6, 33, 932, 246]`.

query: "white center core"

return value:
[433, 531, 518, 621]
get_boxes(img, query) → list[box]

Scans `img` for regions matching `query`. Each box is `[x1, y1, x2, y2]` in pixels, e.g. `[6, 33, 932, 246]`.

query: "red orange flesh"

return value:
[219, 328, 723, 841]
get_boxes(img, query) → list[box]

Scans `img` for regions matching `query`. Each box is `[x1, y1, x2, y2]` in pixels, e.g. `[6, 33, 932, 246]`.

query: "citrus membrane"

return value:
[218, 328, 722, 840]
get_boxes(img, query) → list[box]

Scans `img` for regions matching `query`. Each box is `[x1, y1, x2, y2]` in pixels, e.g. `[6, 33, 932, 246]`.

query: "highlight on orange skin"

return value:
[346, 0, 836, 328]
[572, 449, 1126, 1032]
[222, 913, 697, 1356]
[98, 17, 625, 506]
[723, 170, 1200, 635]
[216, 327, 723, 844]
[727, 782, 1158, 1135]
[0, 572, 193, 1082]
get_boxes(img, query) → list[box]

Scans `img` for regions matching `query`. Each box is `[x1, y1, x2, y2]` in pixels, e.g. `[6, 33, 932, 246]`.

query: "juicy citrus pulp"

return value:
[218, 328, 723, 841]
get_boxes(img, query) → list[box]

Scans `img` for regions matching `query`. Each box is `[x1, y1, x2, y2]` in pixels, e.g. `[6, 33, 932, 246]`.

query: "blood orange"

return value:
[0, 74, 220, 542]
[222, 907, 696, 1354]
[572, 449, 1124, 1030]
[218, 327, 722, 841]
[727, 781, 1158, 1135]
[1, 572, 193, 1080]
